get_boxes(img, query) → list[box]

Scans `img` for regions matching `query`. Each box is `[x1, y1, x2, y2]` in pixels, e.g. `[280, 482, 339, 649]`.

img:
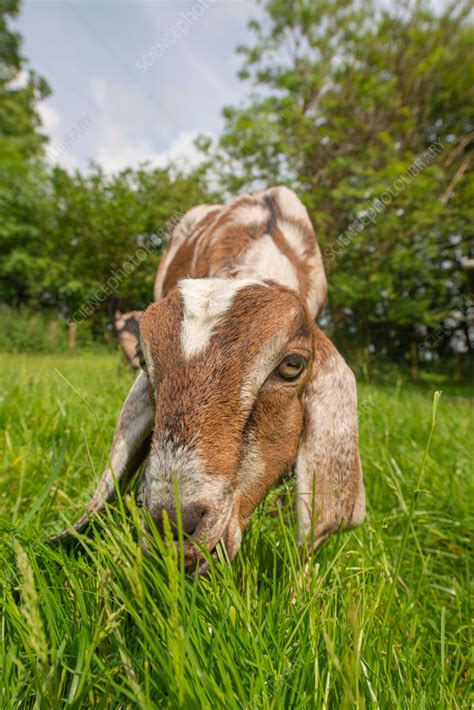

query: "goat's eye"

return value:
[136, 346, 147, 372]
[276, 354, 307, 381]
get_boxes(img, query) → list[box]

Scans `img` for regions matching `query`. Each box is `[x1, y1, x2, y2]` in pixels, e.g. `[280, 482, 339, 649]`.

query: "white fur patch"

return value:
[279, 219, 309, 260]
[154, 205, 218, 301]
[271, 185, 310, 222]
[179, 278, 264, 358]
[143, 435, 233, 542]
[236, 234, 300, 293]
[228, 201, 269, 226]
[145, 439, 209, 509]
[305, 248, 328, 318]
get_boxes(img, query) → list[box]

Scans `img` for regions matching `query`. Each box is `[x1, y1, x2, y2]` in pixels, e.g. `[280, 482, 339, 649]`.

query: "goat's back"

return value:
[154, 186, 327, 318]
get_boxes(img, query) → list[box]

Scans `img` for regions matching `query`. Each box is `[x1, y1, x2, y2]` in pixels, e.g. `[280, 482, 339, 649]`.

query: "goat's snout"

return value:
[153, 502, 208, 538]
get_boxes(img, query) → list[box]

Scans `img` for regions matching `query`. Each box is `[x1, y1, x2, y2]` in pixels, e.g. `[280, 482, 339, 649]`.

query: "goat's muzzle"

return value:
[142, 493, 239, 572]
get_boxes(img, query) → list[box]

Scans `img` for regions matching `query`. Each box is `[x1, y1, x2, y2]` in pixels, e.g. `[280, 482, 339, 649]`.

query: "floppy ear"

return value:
[51, 371, 154, 542]
[296, 324, 365, 551]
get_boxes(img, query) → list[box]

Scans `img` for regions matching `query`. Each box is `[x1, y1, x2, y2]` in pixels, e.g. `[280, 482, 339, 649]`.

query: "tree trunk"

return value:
[49, 320, 58, 348]
[68, 322, 77, 349]
[410, 342, 418, 381]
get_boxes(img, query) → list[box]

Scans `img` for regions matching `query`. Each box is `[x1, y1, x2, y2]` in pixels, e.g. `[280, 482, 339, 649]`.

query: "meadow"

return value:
[0, 352, 472, 708]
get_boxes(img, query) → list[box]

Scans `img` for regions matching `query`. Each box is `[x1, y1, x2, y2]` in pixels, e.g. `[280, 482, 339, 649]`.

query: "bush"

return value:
[0, 306, 99, 353]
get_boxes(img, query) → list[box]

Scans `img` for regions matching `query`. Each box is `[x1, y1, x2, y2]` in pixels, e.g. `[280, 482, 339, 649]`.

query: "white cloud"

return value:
[37, 101, 95, 171]
[88, 75, 176, 141]
[95, 127, 206, 175]
[158, 129, 206, 170]
[37, 100, 61, 134]
[87, 75, 209, 174]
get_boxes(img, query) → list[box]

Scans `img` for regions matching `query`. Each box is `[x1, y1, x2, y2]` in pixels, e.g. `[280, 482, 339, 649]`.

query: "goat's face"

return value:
[53, 277, 364, 566]
[138, 278, 314, 564]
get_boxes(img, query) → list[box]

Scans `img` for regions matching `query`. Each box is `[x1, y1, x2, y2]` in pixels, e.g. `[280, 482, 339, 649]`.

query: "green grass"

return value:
[0, 353, 472, 708]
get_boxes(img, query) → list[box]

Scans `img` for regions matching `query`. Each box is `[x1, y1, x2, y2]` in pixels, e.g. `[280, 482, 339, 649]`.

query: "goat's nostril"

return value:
[180, 504, 207, 536]
[155, 503, 207, 538]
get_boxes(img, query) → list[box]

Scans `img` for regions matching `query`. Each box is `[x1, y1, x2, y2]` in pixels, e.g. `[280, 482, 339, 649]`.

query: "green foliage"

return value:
[0, 162, 213, 325]
[0, 0, 50, 158]
[0, 353, 472, 706]
[212, 0, 474, 360]
[33, 164, 212, 323]
[0, 0, 53, 308]
[0, 306, 97, 352]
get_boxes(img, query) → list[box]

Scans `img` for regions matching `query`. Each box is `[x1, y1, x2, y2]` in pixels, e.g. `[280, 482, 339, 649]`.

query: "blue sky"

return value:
[16, 0, 446, 175]
[16, 0, 258, 173]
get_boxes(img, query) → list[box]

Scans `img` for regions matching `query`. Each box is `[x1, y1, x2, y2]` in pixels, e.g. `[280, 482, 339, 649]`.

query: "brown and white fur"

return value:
[54, 186, 365, 568]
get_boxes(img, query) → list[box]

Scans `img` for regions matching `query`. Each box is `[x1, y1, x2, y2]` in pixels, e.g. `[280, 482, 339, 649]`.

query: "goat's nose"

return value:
[179, 505, 205, 536]
[155, 503, 207, 537]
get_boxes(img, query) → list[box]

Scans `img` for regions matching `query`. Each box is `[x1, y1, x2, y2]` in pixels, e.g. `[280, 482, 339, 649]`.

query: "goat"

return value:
[53, 186, 365, 569]
[112, 302, 143, 370]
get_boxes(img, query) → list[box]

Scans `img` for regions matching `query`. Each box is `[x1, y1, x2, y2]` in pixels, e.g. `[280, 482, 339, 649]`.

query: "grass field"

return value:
[0, 352, 472, 708]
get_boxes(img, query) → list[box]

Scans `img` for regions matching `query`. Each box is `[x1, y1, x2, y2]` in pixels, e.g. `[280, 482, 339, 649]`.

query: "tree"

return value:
[0, 0, 53, 306]
[210, 0, 473, 365]
[44, 164, 213, 326]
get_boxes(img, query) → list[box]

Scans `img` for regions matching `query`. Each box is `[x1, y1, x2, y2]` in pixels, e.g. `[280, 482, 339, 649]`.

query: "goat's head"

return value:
[55, 278, 365, 569]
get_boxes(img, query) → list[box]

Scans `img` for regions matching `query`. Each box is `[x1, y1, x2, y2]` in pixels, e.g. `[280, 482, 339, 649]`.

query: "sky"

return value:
[15, 0, 259, 174]
[15, 0, 447, 176]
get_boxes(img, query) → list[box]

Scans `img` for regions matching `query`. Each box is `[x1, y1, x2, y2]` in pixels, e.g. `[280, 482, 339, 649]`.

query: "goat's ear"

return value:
[50, 371, 153, 543]
[295, 324, 365, 551]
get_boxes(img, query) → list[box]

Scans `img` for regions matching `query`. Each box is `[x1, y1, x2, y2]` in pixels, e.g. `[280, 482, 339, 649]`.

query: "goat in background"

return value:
[111, 297, 142, 370]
